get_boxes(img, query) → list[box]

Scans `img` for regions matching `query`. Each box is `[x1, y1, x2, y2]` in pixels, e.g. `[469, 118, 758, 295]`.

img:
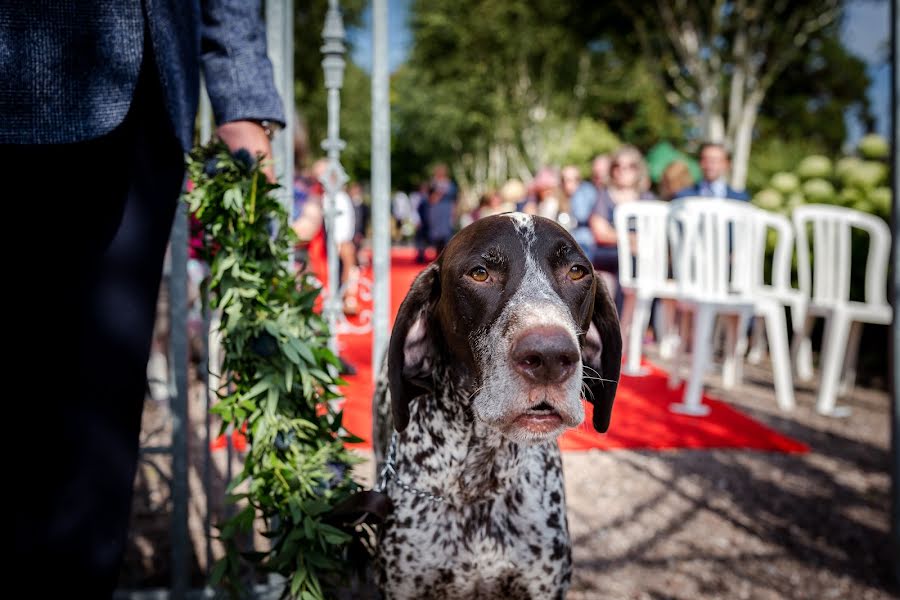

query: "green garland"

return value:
[184, 141, 367, 599]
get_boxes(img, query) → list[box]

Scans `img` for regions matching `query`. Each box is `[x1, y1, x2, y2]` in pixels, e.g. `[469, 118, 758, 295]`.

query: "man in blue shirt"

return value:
[674, 142, 749, 201]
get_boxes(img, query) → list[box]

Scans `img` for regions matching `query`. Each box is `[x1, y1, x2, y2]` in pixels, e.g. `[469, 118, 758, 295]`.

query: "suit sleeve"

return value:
[200, 0, 285, 126]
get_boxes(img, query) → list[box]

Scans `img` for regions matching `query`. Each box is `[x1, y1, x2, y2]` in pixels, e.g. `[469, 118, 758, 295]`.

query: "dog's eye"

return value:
[469, 267, 489, 282]
[568, 265, 587, 281]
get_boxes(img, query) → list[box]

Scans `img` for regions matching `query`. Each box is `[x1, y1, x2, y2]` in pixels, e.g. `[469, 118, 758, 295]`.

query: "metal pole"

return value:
[321, 0, 349, 355]
[198, 80, 214, 581]
[169, 200, 190, 598]
[266, 0, 295, 218]
[890, 0, 899, 582]
[371, 0, 391, 381]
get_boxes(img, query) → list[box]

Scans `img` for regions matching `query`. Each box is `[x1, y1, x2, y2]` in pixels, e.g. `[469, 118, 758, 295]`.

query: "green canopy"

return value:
[646, 141, 701, 183]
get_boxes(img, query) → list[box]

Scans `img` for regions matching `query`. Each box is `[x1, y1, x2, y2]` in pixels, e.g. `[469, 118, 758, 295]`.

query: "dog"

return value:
[372, 213, 622, 599]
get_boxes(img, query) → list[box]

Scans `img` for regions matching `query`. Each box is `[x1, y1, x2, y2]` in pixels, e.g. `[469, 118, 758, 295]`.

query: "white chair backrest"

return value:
[743, 208, 795, 295]
[792, 204, 891, 308]
[613, 200, 672, 290]
[668, 197, 757, 300]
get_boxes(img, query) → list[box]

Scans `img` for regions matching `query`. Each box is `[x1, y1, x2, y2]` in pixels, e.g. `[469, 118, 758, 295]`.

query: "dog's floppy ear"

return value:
[582, 274, 622, 432]
[387, 263, 440, 431]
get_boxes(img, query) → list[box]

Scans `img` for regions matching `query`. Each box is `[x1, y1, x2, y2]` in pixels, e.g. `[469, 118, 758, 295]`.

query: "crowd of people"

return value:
[390, 141, 748, 310]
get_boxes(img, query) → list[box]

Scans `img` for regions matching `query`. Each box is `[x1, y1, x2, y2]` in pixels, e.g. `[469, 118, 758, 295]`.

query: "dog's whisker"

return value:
[465, 385, 486, 402]
[581, 382, 595, 403]
[581, 364, 600, 375]
[581, 374, 617, 384]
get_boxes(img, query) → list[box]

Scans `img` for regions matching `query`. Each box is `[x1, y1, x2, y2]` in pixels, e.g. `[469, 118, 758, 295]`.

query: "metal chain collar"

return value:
[374, 431, 444, 503]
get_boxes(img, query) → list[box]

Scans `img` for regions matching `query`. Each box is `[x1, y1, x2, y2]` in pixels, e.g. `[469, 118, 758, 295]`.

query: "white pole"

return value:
[321, 0, 349, 355]
[371, 0, 391, 381]
[266, 0, 294, 217]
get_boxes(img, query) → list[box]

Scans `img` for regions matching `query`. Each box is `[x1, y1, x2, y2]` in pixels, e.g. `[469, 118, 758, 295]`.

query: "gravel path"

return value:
[121, 348, 898, 599]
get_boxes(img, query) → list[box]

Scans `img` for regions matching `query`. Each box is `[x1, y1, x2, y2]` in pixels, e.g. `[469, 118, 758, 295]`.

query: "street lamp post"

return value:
[321, 0, 349, 355]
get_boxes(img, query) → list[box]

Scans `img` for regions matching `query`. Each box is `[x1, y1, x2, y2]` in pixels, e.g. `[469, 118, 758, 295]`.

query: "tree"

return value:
[619, 0, 843, 189]
[392, 0, 682, 194]
[757, 28, 873, 153]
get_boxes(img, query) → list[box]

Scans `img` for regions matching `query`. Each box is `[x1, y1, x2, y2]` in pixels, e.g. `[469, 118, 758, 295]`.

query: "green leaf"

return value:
[318, 522, 351, 544]
[218, 253, 238, 272]
[292, 339, 316, 365]
[283, 341, 301, 365]
[285, 366, 294, 393]
[209, 557, 228, 585]
[301, 499, 331, 517]
[242, 380, 270, 403]
[291, 567, 307, 598]
[300, 365, 313, 398]
[224, 186, 243, 211]
[288, 498, 303, 523]
[265, 386, 279, 415]
[309, 368, 332, 384]
[340, 432, 365, 445]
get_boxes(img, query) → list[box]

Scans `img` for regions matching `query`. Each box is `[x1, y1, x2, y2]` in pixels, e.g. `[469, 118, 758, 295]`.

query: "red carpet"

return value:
[327, 247, 807, 454]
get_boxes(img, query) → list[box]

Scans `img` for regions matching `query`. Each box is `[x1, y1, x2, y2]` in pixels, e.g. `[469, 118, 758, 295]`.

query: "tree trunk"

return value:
[727, 24, 748, 141]
[709, 113, 726, 143]
[730, 93, 762, 190]
[700, 96, 726, 143]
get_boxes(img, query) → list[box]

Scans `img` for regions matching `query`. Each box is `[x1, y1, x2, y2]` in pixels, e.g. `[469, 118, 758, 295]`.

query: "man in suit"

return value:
[2, 1, 284, 595]
[674, 142, 750, 201]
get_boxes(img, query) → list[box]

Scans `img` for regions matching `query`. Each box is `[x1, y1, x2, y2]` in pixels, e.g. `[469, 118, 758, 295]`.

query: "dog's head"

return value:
[388, 213, 621, 444]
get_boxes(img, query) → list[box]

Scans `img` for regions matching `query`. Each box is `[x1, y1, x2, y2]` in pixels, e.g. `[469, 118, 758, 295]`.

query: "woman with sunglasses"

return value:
[589, 145, 656, 311]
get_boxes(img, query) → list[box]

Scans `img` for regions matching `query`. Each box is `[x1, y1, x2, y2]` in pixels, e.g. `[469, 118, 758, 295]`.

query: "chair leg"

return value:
[747, 317, 766, 364]
[836, 321, 863, 396]
[668, 308, 691, 389]
[722, 314, 740, 388]
[723, 312, 751, 388]
[658, 299, 679, 359]
[671, 305, 713, 416]
[764, 306, 796, 411]
[816, 314, 852, 416]
[792, 315, 815, 381]
[620, 292, 635, 366]
[624, 297, 652, 376]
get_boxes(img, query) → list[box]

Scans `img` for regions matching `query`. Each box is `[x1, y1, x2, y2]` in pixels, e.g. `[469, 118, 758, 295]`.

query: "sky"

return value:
[347, 0, 411, 74]
[839, 0, 891, 146]
[347, 0, 891, 148]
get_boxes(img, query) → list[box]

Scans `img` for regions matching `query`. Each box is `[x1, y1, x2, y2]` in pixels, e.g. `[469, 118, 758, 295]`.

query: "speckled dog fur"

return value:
[373, 213, 622, 599]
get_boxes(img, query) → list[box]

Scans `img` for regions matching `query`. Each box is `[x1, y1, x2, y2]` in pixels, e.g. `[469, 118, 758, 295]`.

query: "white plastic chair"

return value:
[614, 201, 680, 376]
[665, 197, 758, 416]
[791, 205, 893, 416]
[731, 208, 805, 410]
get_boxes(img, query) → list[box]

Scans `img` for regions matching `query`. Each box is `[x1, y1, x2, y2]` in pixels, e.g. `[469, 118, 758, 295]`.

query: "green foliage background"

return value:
[290, 1, 874, 194]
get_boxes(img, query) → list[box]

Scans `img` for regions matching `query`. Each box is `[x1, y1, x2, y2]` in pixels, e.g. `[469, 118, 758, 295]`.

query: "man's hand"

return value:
[216, 120, 276, 181]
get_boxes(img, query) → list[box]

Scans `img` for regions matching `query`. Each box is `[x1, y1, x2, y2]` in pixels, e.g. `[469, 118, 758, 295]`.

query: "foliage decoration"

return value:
[184, 141, 367, 599]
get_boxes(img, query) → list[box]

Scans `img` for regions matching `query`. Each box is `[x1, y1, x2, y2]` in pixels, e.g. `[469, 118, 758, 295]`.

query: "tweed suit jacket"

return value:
[0, 0, 284, 151]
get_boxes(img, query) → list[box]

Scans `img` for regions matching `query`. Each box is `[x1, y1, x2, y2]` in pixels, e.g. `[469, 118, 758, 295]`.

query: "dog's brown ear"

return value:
[387, 264, 440, 431]
[582, 274, 622, 432]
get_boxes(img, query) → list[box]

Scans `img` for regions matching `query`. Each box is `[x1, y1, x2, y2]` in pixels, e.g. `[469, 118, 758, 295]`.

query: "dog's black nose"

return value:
[511, 327, 580, 384]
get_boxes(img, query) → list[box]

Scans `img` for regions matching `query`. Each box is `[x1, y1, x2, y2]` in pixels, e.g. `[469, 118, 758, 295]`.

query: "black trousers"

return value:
[8, 55, 184, 596]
